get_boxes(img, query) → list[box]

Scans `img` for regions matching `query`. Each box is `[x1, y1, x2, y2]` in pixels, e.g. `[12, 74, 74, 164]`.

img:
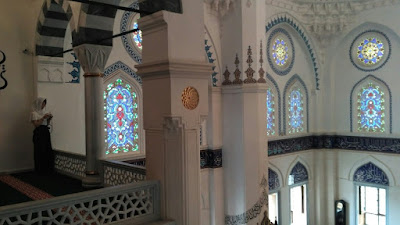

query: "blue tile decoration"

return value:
[353, 162, 389, 186]
[289, 162, 308, 185]
[0, 50, 7, 90]
[67, 52, 80, 83]
[266, 15, 320, 90]
[283, 74, 309, 134]
[266, 73, 281, 135]
[200, 149, 222, 169]
[225, 176, 269, 225]
[120, 2, 142, 64]
[268, 135, 400, 156]
[349, 30, 391, 72]
[350, 74, 392, 133]
[268, 168, 280, 191]
[267, 28, 295, 76]
[104, 61, 142, 84]
[205, 39, 218, 87]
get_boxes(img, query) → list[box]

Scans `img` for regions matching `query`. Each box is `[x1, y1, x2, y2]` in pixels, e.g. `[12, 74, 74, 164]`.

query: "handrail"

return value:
[0, 180, 160, 225]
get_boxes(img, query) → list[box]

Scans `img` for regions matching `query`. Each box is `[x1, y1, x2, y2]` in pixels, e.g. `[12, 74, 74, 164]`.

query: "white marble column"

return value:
[220, 1, 269, 224]
[74, 44, 111, 187]
[136, 6, 211, 225]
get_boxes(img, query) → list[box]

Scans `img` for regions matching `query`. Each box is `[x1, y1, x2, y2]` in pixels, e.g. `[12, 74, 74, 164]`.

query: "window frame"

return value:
[354, 182, 389, 225]
[289, 181, 309, 225]
[103, 71, 145, 160]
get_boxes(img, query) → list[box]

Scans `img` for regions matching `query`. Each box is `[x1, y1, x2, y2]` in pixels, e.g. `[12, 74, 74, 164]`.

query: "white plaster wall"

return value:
[268, 150, 316, 225]
[37, 24, 86, 155]
[0, 0, 43, 172]
[336, 150, 400, 225]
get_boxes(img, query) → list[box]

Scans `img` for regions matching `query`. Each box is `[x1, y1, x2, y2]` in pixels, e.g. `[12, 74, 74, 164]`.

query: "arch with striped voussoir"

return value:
[36, 0, 75, 57]
[73, 0, 122, 47]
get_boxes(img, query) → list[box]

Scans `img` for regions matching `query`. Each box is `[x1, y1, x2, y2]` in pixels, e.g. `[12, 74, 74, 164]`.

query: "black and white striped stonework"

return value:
[73, 0, 121, 47]
[36, 0, 73, 57]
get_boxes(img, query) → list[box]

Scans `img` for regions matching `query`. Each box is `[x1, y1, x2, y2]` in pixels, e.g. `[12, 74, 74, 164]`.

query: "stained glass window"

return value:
[288, 88, 304, 134]
[266, 88, 276, 136]
[272, 38, 289, 66]
[357, 38, 384, 65]
[104, 79, 139, 155]
[357, 83, 385, 132]
[133, 22, 142, 50]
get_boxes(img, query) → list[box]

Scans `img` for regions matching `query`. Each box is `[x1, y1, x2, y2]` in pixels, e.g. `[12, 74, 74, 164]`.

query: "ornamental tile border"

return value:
[266, 73, 282, 135]
[282, 74, 310, 134]
[349, 74, 392, 133]
[266, 15, 320, 90]
[266, 28, 295, 76]
[120, 2, 142, 64]
[200, 149, 222, 169]
[268, 135, 400, 156]
[349, 30, 391, 72]
[205, 39, 219, 87]
[104, 60, 142, 84]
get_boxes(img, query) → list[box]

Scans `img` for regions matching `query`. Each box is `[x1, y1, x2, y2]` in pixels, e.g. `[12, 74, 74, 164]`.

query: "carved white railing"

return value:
[54, 150, 86, 179]
[102, 160, 146, 186]
[0, 180, 160, 225]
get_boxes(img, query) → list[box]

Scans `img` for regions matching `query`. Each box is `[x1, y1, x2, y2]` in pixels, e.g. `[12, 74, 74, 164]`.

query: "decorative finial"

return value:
[222, 66, 232, 85]
[244, 46, 256, 84]
[258, 40, 266, 83]
[232, 54, 243, 85]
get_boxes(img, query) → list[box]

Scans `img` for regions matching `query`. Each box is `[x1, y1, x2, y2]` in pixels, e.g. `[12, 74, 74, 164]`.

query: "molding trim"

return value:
[135, 60, 212, 79]
[268, 135, 400, 156]
[266, 14, 320, 90]
[350, 74, 392, 133]
[120, 2, 142, 64]
[104, 61, 142, 84]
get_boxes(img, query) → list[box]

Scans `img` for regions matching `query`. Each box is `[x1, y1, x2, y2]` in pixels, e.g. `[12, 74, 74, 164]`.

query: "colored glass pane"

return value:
[357, 83, 385, 132]
[133, 22, 142, 50]
[104, 79, 139, 155]
[272, 38, 289, 66]
[357, 38, 384, 65]
[288, 88, 304, 134]
[266, 88, 275, 136]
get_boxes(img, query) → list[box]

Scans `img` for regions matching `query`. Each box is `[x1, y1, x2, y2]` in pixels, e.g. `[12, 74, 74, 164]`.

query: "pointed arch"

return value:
[73, 0, 122, 47]
[287, 158, 310, 186]
[266, 13, 320, 90]
[103, 61, 144, 158]
[349, 156, 395, 186]
[350, 74, 392, 133]
[266, 73, 281, 135]
[36, 0, 76, 57]
[283, 74, 309, 135]
[268, 163, 283, 191]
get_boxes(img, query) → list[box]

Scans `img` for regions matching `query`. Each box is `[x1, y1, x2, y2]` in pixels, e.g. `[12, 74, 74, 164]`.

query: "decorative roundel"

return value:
[267, 28, 295, 76]
[120, 2, 142, 63]
[181, 87, 199, 110]
[350, 30, 391, 72]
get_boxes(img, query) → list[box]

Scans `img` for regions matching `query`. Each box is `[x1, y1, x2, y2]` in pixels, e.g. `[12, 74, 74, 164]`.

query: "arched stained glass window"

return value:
[104, 79, 139, 155]
[357, 83, 385, 132]
[288, 88, 304, 134]
[266, 88, 276, 136]
[133, 22, 142, 50]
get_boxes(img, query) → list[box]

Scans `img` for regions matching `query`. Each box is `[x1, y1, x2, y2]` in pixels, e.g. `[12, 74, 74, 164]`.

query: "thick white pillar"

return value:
[136, 4, 210, 225]
[74, 44, 111, 187]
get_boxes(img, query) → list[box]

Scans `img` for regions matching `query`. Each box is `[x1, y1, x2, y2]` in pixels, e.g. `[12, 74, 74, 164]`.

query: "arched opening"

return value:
[289, 162, 309, 225]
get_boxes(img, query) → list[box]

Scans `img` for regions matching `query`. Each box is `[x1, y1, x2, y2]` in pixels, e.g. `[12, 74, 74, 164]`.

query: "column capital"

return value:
[73, 44, 112, 74]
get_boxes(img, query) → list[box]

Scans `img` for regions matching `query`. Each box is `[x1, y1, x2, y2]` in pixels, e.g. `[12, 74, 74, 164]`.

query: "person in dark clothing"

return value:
[30, 97, 54, 174]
